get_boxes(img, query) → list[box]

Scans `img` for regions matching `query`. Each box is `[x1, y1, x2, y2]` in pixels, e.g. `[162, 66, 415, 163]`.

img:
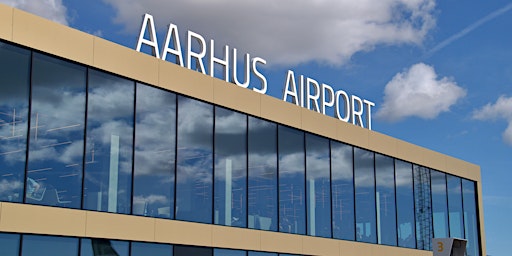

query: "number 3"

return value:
[437, 241, 444, 252]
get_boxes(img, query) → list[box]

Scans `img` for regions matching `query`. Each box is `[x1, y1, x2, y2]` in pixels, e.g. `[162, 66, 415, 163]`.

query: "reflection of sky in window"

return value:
[22, 235, 78, 256]
[375, 153, 397, 246]
[395, 160, 416, 248]
[0, 43, 30, 202]
[26, 53, 86, 208]
[331, 141, 354, 240]
[133, 84, 176, 218]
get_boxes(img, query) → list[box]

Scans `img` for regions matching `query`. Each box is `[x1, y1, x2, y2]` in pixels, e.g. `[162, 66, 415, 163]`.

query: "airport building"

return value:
[0, 4, 485, 256]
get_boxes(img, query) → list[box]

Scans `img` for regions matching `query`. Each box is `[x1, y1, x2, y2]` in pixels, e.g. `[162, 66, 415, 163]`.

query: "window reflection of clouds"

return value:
[133, 84, 176, 218]
[0, 43, 30, 202]
[84, 70, 134, 214]
[26, 53, 86, 208]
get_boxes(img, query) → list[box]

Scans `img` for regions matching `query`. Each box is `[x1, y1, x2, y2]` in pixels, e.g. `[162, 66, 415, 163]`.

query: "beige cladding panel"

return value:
[0, 203, 86, 237]
[260, 231, 303, 255]
[301, 108, 338, 139]
[213, 79, 261, 116]
[0, 5, 12, 41]
[12, 9, 94, 66]
[85, 211, 155, 242]
[93, 38, 159, 86]
[302, 236, 340, 256]
[212, 225, 261, 251]
[368, 132, 397, 157]
[158, 60, 215, 103]
[260, 95, 302, 129]
[339, 240, 371, 256]
[154, 219, 213, 247]
[336, 121, 369, 148]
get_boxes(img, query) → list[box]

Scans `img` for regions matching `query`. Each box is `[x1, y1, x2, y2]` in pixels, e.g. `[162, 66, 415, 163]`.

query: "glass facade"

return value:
[0, 40, 482, 254]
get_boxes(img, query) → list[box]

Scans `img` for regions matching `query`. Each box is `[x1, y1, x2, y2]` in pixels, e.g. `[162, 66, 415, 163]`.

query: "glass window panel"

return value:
[214, 248, 245, 256]
[176, 96, 213, 223]
[174, 245, 212, 256]
[354, 148, 376, 243]
[0, 233, 20, 255]
[26, 53, 86, 209]
[463, 179, 480, 256]
[214, 107, 247, 227]
[375, 154, 397, 246]
[305, 134, 331, 238]
[131, 241, 172, 256]
[413, 165, 432, 250]
[447, 175, 464, 239]
[331, 141, 354, 240]
[83, 70, 134, 214]
[22, 235, 78, 256]
[278, 125, 305, 235]
[133, 84, 176, 219]
[431, 170, 449, 238]
[395, 160, 416, 248]
[0, 43, 30, 203]
[249, 252, 276, 256]
[248, 117, 277, 231]
[80, 238, 129, 256]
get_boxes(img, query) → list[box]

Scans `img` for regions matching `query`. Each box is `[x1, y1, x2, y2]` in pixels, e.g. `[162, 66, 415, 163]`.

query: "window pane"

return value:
[214, 248, 245, 256]
[278, 125, 305, 235]
[131, 241, 172, 256]
[331, 141, 354, 240]
[26, 53, 86, 209]
[0, 43, 30, 203]
[176, 96, 213, 223]
[431, 170, 449, 238]
[133, 84, 176, 219]
[80, 238, 129, 256]
[214, 107, 247, 227]
[174, 245, 212, 256]
[83, 70, 134, 214]
[249, 252, 276, 256]
[447, 175, 464, 238]
[0, 233, 20, 255]
[395, 160, 416, 248]
[22, 235, 78, 256]
[305, 134, 331, 238]
[413, 165, 432, 250]
[463, 179, 480, 256]
[375, 154, 396, 246]
[248, 117, 277, 231]
[354, 148, 376, 243]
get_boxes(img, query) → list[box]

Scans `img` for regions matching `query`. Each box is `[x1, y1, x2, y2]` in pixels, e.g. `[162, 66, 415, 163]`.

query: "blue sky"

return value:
[2, 0, 511, 255]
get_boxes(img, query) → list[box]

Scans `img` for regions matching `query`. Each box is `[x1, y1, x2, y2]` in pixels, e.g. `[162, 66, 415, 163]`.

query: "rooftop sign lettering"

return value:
[135, 14, 375, 130]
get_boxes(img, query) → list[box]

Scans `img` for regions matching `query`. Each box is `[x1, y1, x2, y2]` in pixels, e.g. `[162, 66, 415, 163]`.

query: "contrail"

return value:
[424, 3, 512, 58]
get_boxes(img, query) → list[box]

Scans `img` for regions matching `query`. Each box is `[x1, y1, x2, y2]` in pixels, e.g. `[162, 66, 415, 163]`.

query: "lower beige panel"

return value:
[260, 231, 303, 254]
[85, 211, 156, 242]
[0, 203, 86, 237]
[154, 219, 213, 247]
[302, 236, 340, 256]
[212, 225, 261, 251]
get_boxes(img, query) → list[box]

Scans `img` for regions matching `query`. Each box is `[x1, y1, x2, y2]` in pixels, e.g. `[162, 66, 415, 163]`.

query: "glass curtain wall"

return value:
[248, 117, 277, 231]
[278, 125, 305, 234]
[413, 165, 432, 250]
[132, 84, 176, 218]
[431, 170, 449, 238]
[463, 180, 480, 256]
[305, 134, 331, 238]
[447, 175, 464, 238]
[83, 70, 134, 214]
[331, 142, 355, 240]
[354, 148, 376, 243]
[375, 153, 397, 246]
[395, 160, 416, 248]
[176, 96, 213, 223]
[214, 107, 247, 227]
[0, 43, 30, 203]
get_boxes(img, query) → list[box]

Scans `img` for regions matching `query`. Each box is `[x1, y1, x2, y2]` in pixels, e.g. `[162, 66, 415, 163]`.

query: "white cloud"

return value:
[472, 96, 512, 145]
[103, 0, 436, 66]
[0, 0, 68, 25]
[376, 63, 466, 122]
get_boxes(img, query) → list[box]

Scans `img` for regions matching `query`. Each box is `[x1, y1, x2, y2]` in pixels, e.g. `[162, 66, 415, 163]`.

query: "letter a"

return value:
[136, 14, 160, 59]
